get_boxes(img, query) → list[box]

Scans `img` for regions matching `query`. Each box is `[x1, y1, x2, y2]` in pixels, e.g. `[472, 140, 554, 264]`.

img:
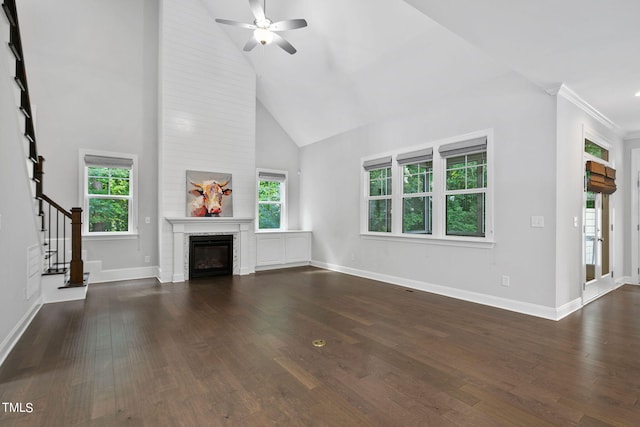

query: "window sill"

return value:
[83, 232, 139, 241]
[360, 232, 495, 248]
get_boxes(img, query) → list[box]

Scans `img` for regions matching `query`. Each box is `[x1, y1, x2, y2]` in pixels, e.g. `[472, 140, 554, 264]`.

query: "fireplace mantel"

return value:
[166, 217, 254, 281]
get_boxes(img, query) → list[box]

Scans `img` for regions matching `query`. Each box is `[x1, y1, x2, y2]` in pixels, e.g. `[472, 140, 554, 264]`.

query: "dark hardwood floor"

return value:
[1, 267, 639, 426]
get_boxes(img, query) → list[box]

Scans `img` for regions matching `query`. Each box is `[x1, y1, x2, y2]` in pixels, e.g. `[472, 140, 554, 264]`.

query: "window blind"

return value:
[363, 156, 392, 171]
[586, 160, 616, 194]
[84, 155, 133, 168]
[438, 136, 487, 158]
[397, 148, 433, 165]
[258, 171, 286, 182]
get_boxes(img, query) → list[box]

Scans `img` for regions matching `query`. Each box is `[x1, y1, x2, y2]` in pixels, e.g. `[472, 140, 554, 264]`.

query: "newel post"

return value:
[69, 207, 84, 285]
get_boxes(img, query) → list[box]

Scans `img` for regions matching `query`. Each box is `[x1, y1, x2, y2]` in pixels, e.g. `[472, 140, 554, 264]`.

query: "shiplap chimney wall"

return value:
[159, 0, 257, 282]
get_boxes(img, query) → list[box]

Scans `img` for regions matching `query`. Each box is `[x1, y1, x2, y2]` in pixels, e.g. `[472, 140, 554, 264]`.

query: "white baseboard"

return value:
[617, 276, 634, 286]
[240, 267, 255, 275]
[90, 266, 159, 283]
[158, 269, 172, 283]
[555, 298, 583, 320]
[255, 261, 310, 272]
[583, 278, 627, 306]
[0, 299, 42, 368]
[311, 260, 581, 321]
[167, 267, 255, 283]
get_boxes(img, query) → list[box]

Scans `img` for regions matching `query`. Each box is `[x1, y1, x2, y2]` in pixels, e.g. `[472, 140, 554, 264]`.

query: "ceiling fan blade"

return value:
[269, 19, 308, 32]
[215, 18, 256, 30]
[248, 0, 266, 22]
[272, 32, 297, 55]
[243, 37, 260, 52]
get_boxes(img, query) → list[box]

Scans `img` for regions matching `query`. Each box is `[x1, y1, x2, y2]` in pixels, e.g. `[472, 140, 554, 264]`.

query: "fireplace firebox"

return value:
[189, 235, 233, 278]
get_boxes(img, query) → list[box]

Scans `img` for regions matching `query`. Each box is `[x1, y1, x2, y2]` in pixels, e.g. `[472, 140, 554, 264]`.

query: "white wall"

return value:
[18, 0, 159, 275]
[301, 72, 560, 312]
[555, 92, 625, 307]
[256, 100, 301, 229]
[624, 135, 640, 282]
[0, 14, 42, 363]
[158, 0, 256, 282]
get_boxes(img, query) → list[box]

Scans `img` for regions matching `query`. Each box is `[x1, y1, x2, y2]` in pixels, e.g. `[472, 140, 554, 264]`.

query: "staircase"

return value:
[3, 0, 88, 302]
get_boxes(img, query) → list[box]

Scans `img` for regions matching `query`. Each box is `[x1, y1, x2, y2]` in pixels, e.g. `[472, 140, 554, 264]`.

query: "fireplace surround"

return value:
[166, 217, 253, 282]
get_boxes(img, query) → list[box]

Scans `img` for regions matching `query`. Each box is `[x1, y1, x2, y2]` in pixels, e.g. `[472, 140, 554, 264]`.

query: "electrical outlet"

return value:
[144, 255, 150, 263]
[501, 275, 510, 287]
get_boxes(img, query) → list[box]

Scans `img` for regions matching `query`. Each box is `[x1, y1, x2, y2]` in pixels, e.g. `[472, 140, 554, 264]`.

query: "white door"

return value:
[583, 191, 612, 302]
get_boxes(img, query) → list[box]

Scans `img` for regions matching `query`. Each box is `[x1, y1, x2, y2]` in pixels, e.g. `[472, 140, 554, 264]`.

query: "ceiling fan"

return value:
[215, 0, 307, 55]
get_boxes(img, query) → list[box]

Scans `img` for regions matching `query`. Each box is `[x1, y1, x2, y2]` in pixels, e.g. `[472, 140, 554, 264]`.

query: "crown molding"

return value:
[546, 84, 625, 138]
[625, 131, 640, 141]
[544, 84, 563, 96]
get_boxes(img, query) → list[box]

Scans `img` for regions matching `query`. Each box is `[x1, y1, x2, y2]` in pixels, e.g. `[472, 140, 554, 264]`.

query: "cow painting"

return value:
[186, 172, 233, 217]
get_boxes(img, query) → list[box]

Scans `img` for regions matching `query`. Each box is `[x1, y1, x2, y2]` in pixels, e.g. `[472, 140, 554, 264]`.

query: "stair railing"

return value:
[35, 159, 84, 284]
[4, 0, 84, 285]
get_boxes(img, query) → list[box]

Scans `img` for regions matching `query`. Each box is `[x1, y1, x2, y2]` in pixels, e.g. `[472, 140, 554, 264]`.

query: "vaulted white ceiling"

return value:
[203, 0, 640, 146]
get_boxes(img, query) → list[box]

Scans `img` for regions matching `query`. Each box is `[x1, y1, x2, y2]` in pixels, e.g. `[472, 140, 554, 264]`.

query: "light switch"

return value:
[145, 217, 151, 224]
[531, 216, 545, 228]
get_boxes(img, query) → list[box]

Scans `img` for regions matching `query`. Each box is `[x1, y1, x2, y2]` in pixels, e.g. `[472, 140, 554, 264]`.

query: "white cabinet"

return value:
[255, 231, 312, 270]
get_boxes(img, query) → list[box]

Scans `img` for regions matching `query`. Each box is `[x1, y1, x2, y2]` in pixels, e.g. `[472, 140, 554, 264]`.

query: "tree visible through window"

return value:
[445, 152, 486, 237]
[362, 134, 490, 240]
[83, 153, 135, 234]
[257, 171, 286, 230]
[88, 167, 130, 232]
[402, 161, 432, 234]
[368, 167, 392, 232]
[584, 139, 609, 161]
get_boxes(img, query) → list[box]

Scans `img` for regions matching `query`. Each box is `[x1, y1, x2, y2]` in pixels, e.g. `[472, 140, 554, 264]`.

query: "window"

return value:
[257, 170, 287, 230]
[440, 138, 487, 237]
[364, 157, 392, 233]
[361, 132, 491, 242]
[585, 139, 609, 161]
[398, 148, 433, 234]
[82, 152, 136, 235]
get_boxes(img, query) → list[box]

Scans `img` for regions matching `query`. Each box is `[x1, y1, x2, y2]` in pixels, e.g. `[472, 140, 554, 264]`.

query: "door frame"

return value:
[581, 127, 616, 304]
[631, 148, 640, 284]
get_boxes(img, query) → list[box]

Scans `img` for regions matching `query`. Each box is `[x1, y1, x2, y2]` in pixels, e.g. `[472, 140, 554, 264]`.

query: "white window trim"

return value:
[400, 161, 433, 235]
[256, 168, 288, 232]
[360, 129, 494, 247]
[366, 166, 393, 233]
[79, 149, 139, 239]
[442, 151, 487, 238]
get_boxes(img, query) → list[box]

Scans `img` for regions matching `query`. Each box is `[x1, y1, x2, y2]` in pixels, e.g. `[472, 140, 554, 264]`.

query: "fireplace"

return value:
[189, 235, 233, 278]
[165, 217, 253, 282]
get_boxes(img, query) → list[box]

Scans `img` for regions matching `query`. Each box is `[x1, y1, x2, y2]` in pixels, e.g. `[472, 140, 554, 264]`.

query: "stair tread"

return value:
[43, 269, 68, 276]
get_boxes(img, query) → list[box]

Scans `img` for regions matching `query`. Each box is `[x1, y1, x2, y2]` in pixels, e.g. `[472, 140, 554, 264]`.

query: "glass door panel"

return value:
[585, 191, 596, 282]
[601, 193, 610, 275]
[584, 190, 613, 302]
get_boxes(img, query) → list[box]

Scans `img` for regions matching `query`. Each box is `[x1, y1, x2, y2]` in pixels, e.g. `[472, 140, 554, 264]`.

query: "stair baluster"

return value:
[4, 0, 86, 286]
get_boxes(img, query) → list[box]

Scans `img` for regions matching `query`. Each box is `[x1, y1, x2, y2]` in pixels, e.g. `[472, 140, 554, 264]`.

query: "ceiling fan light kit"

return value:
[215, 0, 307, 54]
[254, 26, 273, 45]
